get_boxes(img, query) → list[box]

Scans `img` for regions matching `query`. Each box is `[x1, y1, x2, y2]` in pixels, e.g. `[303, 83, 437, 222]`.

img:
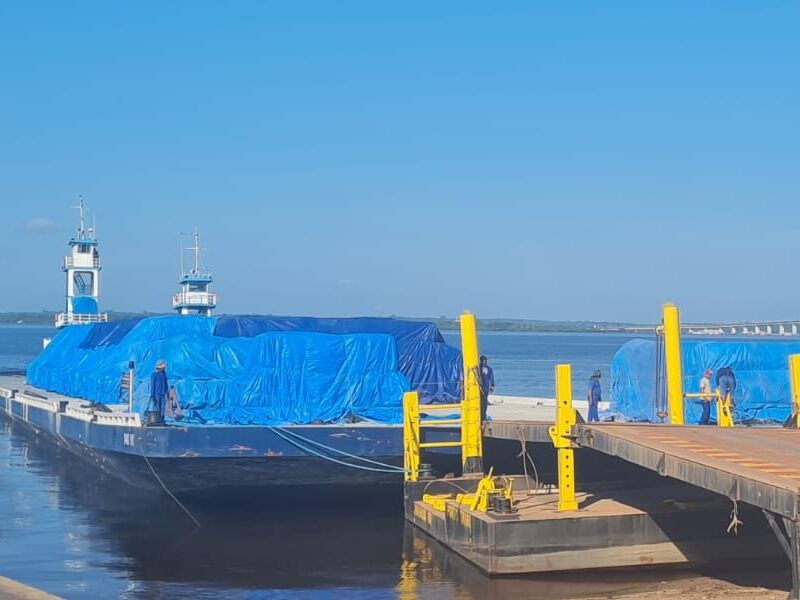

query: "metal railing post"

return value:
[459, 312, 483, 474]
[663, 303, 685, 425]
[549, 363, 578, 511]
[128, 361, 135, 413]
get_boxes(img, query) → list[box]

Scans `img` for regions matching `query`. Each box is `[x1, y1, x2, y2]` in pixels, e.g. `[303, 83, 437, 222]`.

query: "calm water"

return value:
[0, 324, 708, 599]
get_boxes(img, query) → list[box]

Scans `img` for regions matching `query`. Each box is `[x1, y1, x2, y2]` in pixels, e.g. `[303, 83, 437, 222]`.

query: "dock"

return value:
[402, 308, 800, 599]
[0, 575, 60, 600]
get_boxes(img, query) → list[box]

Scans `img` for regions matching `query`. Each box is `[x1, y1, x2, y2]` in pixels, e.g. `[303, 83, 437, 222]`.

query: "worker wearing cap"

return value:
[149, 360, 169, 424]
[699, 369, 713, 425]
[479, 355, 495, 422]
[587, 370, 602, 422]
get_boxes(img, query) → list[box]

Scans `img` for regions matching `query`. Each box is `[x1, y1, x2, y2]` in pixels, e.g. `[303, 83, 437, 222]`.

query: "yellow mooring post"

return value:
[662, 303, 685, 425]
[403, 391, 420, 482]
[790, 355, 800, 428]
[548, 364, 578, 511]
[459, 311, 484, 475]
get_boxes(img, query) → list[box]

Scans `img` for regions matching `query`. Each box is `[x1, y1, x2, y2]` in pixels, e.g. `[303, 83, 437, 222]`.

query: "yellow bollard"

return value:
[403, 391, 420, 482]
[662, 303, 685, 425]
[548, 364, 578, 511]
[790, 355, 800, 428]
[459, 312, 483, 474]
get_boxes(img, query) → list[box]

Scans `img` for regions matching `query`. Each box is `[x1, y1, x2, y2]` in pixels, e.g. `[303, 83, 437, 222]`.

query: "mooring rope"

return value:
[516, 427, 540, 493]
[272, 426, 407, 472]
[143, 455, 201, 528]
[727, 498, 743, 535]
[268, 426, 408, 474]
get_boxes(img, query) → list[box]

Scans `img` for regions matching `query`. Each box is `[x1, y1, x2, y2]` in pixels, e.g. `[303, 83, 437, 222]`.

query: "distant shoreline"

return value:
[0, 311, 652, 333]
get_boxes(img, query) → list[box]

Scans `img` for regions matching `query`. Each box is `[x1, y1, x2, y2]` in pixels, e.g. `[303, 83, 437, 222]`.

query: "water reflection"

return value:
[0, 420, 790, 599]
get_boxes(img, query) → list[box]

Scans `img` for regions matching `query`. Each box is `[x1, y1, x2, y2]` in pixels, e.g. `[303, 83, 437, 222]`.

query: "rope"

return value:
[727, 498, 743, 535]
[268, 427, 408, 474]
[142, 455, 201, 528]
[516, 427, 540, 493]
[274, 426, 406, 472]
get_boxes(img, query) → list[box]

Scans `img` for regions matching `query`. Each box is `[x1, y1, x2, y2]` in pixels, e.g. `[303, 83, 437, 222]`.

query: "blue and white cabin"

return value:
[55, 197, 108, 328]
[172, 229, 216, 316]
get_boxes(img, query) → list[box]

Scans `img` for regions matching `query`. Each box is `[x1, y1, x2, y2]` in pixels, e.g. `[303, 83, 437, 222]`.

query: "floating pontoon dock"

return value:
[404, 306, 800, 599]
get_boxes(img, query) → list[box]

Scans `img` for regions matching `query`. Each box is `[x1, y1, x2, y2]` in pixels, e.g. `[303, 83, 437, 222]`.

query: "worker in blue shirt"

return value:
[587, 370, 602, 423]
[716, 366, 736, 405]
[479, 355, 495, 422]
[148, 359, 169, 424]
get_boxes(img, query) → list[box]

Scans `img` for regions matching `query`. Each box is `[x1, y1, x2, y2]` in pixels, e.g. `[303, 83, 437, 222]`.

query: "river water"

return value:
[0, 325, 784, 598]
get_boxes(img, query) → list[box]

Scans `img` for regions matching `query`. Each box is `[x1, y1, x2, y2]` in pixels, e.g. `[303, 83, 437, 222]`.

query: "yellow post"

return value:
[403, 391, 420, 482]
[716, 389, 734, 428]
[459, 311, 483, 474]
[662, 303, 685, 425]
[790, 355, 800, 428]
[548, 364, 578, 511]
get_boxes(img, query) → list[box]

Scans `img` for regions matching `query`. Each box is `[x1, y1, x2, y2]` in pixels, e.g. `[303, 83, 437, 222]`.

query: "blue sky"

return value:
[0, 2, 797, 323]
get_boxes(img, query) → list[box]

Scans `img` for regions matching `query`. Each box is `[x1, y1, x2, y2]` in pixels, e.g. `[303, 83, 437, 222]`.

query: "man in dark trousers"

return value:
[149, 359, 169, 424]
[716, 365, 736, 405]
[479, 355, 495, 422]
[587, 370, 602, 423]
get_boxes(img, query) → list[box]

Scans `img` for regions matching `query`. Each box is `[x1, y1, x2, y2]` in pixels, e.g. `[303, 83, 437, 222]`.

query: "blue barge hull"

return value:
[0, 376, 460, 495]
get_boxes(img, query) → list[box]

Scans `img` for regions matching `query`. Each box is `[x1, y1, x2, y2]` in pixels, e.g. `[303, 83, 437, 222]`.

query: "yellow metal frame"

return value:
[548, 364, 578, 511]
[662, 303, 685, 425]
[402, 311, 486, 481]
[717, 390, 734, 428]
[459, 312, 483, 472]
[790, 355, 800, 428]
[403, 392, 466, 482]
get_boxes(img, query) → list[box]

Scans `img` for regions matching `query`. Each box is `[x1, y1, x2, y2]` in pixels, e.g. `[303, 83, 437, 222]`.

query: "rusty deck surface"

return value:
[486, 420, 800, 519]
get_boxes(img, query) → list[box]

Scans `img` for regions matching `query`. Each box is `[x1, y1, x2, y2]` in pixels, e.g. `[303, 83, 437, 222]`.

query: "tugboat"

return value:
[172, 229, 216, 317]
[0, 200, 464, 498]
[55, 197, 108, 328]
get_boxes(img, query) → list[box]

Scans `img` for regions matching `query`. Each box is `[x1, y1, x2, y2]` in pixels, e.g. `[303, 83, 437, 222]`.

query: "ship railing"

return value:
[64, 404, 142, 427]
[64, 256, 100, 269]
[16, 392, 63, 414]
[55, 312, 109, 328]
[172, 292, 217, 307]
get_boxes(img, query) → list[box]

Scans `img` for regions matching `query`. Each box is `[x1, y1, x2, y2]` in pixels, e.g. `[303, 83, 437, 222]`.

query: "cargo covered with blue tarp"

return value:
[26, 315, 463, 426]
[611, 338, 800, 423]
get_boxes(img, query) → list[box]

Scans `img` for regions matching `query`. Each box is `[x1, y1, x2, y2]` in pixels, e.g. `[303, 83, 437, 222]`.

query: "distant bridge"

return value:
[599, 321, 800, 337]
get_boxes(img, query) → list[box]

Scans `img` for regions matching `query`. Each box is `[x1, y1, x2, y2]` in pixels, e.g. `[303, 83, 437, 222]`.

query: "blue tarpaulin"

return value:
[612, 338, 800, 423]
[70, 296, 98, 314]
[214, 316, 462, 403]
[27, 315, 462, 426]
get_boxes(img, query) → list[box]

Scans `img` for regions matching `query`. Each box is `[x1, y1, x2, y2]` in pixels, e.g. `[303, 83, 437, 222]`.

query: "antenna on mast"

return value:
[76, 195, 86, 237]
[193, 228, 201, 274]
[179, 232, 184, 277]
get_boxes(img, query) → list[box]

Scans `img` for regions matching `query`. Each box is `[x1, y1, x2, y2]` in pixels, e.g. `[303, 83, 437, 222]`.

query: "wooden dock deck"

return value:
[486, 420, 800, 519]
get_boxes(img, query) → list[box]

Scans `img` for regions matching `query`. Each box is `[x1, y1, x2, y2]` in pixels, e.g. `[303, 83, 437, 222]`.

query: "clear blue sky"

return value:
[1, 2, 797, 323]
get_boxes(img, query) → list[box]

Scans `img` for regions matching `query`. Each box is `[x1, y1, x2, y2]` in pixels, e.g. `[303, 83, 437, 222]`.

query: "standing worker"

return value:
[716, 365, 736, 406]
[698, 368, 713, 425]
[148, 359, 169, 425]
[587, 370, 602, 423]
[479, 355, 495, 422]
